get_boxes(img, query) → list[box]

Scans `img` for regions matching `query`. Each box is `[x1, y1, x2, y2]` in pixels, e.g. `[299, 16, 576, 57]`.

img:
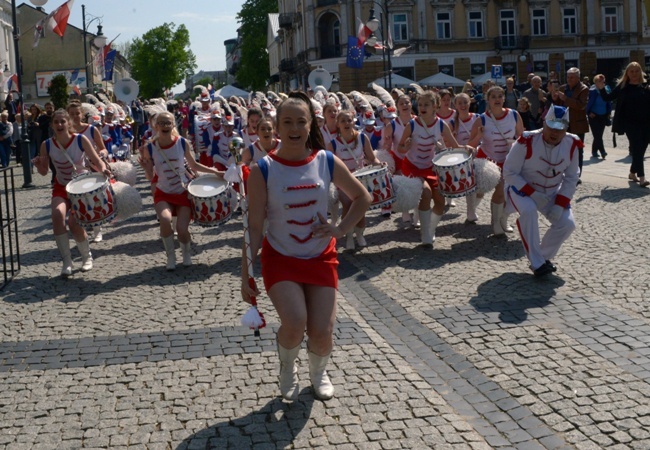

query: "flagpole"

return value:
[11, 0, 34, 188]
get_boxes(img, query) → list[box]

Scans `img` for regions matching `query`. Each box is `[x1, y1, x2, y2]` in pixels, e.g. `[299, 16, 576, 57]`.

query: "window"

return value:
[468, 11, 484, 38]
[499, 10, 516, 48]
[437, 12, 452, 40]
[532, 9, 547, 36]
[392, 13, 409, 42]
[604, 6, 618, 33]
[562, 8, 577, 35]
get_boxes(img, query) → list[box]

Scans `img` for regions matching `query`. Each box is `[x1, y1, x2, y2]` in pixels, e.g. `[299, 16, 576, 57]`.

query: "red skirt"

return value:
[476, 148, 504, 170]
[154, 188, 192, 216]
[261, 237, 338, 291]
[401, 157, 438, 191]
[389, 150, 404, 173]
[52, 180, 68, 200]
[199, 152, 212, 167]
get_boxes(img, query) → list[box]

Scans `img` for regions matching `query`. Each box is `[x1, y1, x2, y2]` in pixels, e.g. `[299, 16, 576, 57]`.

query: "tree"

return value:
[129, 23, 197, 98]
[48, 75, 69, 109]
[236, 0, 278, 91]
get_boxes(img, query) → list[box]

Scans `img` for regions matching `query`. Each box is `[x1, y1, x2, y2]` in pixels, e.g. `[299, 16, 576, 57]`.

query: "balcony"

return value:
[319, 45, 342, 59]
[494, 35, 530, 51]
[317, 0, 338, 6]
[279, 58, 296, 72]
[279, 13, 298, 29]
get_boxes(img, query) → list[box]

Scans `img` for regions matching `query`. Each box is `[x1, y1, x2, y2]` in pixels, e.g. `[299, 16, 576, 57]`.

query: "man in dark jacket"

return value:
[553, 67, 589, 182]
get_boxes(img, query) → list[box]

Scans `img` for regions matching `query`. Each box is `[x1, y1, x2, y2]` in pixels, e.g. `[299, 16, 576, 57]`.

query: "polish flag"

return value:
[357, 19, 372, 46]
[48, 0, 75, 38]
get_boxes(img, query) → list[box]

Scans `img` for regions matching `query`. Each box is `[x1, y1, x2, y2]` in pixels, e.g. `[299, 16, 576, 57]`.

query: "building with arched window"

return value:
[271, 0, 650, 92]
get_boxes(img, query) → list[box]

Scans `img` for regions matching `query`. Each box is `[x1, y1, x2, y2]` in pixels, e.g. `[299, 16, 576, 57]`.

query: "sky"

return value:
[41, 0, 247, 92]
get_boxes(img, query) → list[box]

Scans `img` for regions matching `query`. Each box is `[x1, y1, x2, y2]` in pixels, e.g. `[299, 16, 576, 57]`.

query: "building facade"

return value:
[0, 0, 16, 103]
[273, 0, 650, 92]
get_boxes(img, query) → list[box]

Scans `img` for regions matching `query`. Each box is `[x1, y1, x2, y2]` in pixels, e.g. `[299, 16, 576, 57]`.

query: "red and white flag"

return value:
[48, 0, 75, 37]
[5, 74, 19, 93]
[356, 18, 372, 46]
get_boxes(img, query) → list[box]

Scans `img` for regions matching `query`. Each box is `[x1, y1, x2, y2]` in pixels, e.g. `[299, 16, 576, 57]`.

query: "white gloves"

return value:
[224, 163, 241, 183]
[530, 191, 549, 209]
[548, 204, 564, 222]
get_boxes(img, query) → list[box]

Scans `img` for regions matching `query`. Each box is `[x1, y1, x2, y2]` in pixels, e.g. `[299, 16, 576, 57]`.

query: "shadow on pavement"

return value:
[575, 185, 650, 204]
[175, 391, 314, 449]
[469, 272, 565, 324]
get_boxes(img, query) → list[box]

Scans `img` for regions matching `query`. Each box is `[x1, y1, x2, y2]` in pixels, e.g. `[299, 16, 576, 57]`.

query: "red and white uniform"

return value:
[405, 117, 444, 170]
[101, 122, 116, 149]
[389, 117, 409, 160]
[330, 134, 365, 172]
[210, 131, 240, 169]
[247, 139, 281, 164]
[477, 109, 519, 165]
[193, 111, 212, 156]
[503, 130, 582, 270]
[79, 124, 100, 149]
[241, 128, 258, 148]
[436, 109, 455, 126]
[320, 125, 338, 146]
[451, 113, 479, 146]
[147, 137, 191, 195]
[47, 134, 88, 188]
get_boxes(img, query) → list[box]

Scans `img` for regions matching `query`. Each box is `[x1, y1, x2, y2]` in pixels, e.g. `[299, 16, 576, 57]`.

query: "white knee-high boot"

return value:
[491, 202, 506, 236]
[75, 239, 93, 271]
[278, 342, 301, 401]
[345, 232, 355, 250]
[419, 209, 433, 246]
[466, 192, 479, 223]
[413, 209, 420, 228]
[430, 212, 443, 241]
[354, 227, 367, 247]
[308, 350, 334, 400]
[162, 235, 176, 270]
[54, 234, 73, 277]
[180, 241, 192, 266]
[500, 208, 514, 233]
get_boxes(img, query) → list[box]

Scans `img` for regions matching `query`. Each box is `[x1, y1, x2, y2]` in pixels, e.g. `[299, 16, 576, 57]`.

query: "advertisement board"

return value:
[35, 69, 86, 97]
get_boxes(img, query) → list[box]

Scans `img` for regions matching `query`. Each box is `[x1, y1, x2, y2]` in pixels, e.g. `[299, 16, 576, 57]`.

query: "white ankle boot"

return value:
[54, 234, 73, 277]
[162, 235, 176, 270]
[413, 209, 421, 228]
[308, 350, 334, 400]
[401, 211, 412, 226]
[76, 239, 93, 271]
[466, 193, 480, 223]
[491, 202, 506, 236]
[418, 209, 433, 247]
[430, 212, 443, 241]
[354, 227, 367, 247]
[180, 241, 192, 266]
[345, 232, 355, 250]
[278, 342, 301, 400]
[500, 211, 514, 233]
[92, 225, 103, 242]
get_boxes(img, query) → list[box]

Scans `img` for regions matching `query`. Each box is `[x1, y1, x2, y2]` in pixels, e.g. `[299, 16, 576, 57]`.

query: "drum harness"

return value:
[154, 140, 192, 189]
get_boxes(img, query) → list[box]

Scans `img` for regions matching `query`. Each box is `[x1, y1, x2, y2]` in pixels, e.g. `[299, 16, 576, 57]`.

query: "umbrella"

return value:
[216, 84, 250, 98]
[369, 74, 417, 88]
[417, 72, 466, 88]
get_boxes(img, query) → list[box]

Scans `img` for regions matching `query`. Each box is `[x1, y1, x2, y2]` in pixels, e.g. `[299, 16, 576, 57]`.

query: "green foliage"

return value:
[236, 0, 278, 91]
[47, 74, 69, 109]
[129, 23, 197, 98]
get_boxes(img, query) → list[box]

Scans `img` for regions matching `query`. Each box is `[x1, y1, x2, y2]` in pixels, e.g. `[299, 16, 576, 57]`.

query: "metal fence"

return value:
[1, 166, 20, 290]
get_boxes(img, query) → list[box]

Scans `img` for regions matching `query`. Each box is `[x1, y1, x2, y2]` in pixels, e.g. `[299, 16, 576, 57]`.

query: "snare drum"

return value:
[66, 173, 117, 227]
[432, 149, 476, 198]
[187, 175, 232, 227]
[353, 166, 395, 209]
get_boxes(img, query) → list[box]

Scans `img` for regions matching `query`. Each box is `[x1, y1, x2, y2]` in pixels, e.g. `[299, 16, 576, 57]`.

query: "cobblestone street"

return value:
[1, 131, 649, 449]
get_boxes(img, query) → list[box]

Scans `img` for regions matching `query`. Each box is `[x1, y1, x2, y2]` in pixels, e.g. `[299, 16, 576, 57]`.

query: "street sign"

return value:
[491, 65, 503, 79]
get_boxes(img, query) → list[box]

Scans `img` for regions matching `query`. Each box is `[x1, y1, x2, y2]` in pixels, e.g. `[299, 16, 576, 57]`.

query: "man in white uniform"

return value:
[503, 106, 581, 277]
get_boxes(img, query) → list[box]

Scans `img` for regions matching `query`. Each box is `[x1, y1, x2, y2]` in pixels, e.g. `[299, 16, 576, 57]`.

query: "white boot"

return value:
[171, 217, 178, 236]
[345, 232, 355, 250]
[278, 342, 301, 401]
[76, 239, 93, 271]
[354, 227, 367, 247]
[162, 235, 176, 271]
[430, 212, 443, 241]
[308, 350, 334, 400]
[180, 241, 192, 266]
[419, 209, 433, 247]
[401, 211, 412, 227]
[500, 210, 514, 233]
[446, 197, 456, 208]
[491, 202, 506, 236]
[54, 234, 73, 277]
[466, 193, 479, 223]
[92, 225, 102, 242]
[413, 209, 420, 228]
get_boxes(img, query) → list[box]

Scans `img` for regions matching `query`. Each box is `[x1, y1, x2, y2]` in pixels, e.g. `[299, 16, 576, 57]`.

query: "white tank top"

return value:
[248, 139, 281, 164]
[79, 124, 99, 149]
[148, 137, 190, 194]
[320, 125, 337, 146]
[479, 109, 518, 163]
[330, 134, 365, 171]
[260, 150, 333, 259]
[390, 117, 410, 159]
[406, 117, 444, 169]
[436, 109, 455, 126]
[452, 113, 479, 146]
[47, 134, 88, 185]
[241, 128, 258, 148]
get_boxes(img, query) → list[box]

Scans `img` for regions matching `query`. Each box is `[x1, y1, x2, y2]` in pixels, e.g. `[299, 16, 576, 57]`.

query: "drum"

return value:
[432, 149, 477, 198]
[353, 166, 395, 210]
[66, 173, 117, 227]
[187, 175, 232, 227]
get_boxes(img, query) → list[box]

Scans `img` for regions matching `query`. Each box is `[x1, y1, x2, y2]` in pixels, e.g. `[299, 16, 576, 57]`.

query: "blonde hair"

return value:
[154, 112, 180, 140]
[617, 61, 647, 88]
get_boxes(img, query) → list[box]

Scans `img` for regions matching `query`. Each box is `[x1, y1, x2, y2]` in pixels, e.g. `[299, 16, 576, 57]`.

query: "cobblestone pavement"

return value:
[1, 132, 649, 449]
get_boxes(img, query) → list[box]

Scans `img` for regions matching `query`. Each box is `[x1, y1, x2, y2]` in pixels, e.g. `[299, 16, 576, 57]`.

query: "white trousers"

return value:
[508, 193, 576, 270]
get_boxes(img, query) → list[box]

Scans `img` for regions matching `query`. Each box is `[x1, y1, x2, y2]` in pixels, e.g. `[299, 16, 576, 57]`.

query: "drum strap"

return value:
[486, 110, 515, 143]
[51, 137, 84, 175]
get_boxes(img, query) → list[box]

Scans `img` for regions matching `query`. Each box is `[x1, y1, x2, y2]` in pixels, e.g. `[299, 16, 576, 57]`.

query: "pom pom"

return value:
[391, 175, 422, 213]
[109, 161, 137, 186]
[241, 306, 265, 329]
[375, 149, 395, 174]
[112, 181, 142, 222]
[328, 183, 339, 224]
[224, 163, 241, 183]
[474, 158, 501, 195]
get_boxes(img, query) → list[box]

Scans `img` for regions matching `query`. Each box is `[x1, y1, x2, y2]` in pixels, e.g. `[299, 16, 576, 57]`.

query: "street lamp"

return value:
[365, 3, 392, 90]
[10, 0, 33, 188]
[82, 5, 107, 94]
